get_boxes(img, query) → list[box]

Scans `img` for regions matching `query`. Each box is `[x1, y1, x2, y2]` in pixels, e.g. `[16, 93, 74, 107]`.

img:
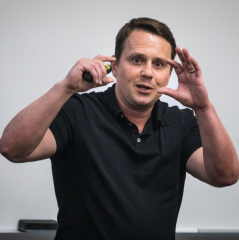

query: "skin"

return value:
[0, 29, 238, 187]
[112, 30, 239, 187]
[0, 55, 116, 162]
[111, 30, 172, 133]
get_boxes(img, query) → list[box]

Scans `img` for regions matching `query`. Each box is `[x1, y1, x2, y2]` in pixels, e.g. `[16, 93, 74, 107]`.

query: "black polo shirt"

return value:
[49, 84, 202, 240]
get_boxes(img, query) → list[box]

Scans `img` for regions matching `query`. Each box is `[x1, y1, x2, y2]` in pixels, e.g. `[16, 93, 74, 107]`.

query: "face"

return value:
[112, 30, 172, 111]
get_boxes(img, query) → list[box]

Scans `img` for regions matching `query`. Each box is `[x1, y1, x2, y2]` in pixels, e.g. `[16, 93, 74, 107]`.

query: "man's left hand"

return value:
[158, 47, 211, 111]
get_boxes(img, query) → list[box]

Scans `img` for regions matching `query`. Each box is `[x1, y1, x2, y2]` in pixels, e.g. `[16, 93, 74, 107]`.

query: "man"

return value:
[0, 17, 238, 240]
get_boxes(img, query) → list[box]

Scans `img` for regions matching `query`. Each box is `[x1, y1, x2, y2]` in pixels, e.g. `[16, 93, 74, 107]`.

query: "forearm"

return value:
[195, 103, 239, 185]
[0, 80, 75, 161]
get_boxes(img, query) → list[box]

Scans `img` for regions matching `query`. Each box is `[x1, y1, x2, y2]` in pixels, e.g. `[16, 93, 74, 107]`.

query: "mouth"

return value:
[136, 84, 153, 92]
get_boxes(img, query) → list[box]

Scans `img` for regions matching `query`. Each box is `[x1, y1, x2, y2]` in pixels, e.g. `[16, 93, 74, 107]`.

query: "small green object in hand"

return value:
[82, 65, 112, 82]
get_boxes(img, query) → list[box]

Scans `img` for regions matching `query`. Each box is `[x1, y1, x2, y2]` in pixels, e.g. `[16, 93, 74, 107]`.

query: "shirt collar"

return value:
[103, 84, 169, 126]
[153, 100, 170, 126]
[103, 84, 122, 119]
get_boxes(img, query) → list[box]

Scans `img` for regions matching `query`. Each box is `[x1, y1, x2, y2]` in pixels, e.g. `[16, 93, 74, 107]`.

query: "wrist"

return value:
[194, 102, 215, 115]
[58, 78, 78, 96]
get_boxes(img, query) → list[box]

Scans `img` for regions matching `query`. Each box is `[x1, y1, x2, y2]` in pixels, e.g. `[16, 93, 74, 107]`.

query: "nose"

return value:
[141, 62, 153, 79]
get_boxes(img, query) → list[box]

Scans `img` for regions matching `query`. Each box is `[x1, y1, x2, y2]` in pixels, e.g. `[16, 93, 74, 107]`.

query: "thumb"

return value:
[158, 87, 177, 99]
[102, 77, 115, 85]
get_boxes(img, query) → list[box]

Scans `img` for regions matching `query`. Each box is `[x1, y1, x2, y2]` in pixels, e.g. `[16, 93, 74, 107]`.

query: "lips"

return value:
[136, 84, 153, 91]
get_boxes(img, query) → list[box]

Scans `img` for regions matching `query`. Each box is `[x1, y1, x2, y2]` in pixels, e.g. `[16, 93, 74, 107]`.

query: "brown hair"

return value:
[115, 17, 176, 64]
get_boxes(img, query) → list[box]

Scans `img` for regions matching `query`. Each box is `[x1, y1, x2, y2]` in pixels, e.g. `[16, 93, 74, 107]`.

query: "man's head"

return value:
[112, 18, 176, 112]
[115, 17, 176, 65]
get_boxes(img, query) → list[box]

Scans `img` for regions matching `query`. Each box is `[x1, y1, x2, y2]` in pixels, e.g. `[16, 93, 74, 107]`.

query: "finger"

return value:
[176, 47, 190, 72]
[166, 59, 184, 75]
[83, 63, 100, 84]
[93, 55, 116, 62]
[190, 57, 202, 77]
[182, 48, 195, 72]
[93, 60, 106, 85]
[158, 87, 177, 99]
[102, 77, 115, 84]
[175, 47, 186, 64]
[100, 62, 107, 82]
[94, 61, 103, 85]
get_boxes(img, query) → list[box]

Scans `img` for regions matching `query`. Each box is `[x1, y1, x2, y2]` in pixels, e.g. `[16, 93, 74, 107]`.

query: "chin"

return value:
[133, 99, 155, 109]
[135, 95, 157, 105]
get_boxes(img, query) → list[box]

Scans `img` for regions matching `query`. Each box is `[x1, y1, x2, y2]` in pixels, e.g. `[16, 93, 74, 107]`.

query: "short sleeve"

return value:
[181, 112, 202, 168]
[49, 98, 76, 156]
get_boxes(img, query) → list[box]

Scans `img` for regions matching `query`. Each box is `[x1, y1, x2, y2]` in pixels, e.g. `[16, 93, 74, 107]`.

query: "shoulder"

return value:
[159, 100, 194, 118]
[63, 90, 105, 109]
[158, 101, 195, 127]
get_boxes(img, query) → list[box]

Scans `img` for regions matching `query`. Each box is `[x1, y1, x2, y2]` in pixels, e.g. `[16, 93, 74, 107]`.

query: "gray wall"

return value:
[0, 0, 239, 232]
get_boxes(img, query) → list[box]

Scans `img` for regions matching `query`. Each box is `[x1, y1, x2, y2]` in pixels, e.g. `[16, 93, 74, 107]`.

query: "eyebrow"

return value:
[128, 52, 168, 62]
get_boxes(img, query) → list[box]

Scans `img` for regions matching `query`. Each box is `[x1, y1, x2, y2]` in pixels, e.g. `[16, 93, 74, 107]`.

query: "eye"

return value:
[132, 58, 142, 64]
[155, 61, 166, 68]
[155, 62, 162, 67]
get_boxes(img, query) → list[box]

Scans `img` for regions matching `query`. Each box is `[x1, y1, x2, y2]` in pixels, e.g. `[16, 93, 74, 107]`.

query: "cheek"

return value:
[120, 66, 138, 83]
[155, 72, 170, 86]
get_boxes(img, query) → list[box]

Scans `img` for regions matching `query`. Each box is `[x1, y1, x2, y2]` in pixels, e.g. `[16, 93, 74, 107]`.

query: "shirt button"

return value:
[128, 122, 132, 126]
[120, 114, 124, 118]
[137, 138, 141, 143]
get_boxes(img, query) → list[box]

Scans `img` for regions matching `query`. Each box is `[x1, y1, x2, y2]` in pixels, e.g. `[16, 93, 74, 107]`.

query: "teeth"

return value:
[139, 86, 149, 90]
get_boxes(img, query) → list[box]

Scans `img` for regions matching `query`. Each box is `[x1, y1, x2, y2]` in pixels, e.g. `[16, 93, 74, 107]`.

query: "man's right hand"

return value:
[0, 54, 116, 163]
[62, 55, 116, 94]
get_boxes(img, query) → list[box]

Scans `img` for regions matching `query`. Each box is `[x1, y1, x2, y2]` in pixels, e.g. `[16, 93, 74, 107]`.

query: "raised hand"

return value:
[158, 47, 211, 111]
[63, 55, 116, 94]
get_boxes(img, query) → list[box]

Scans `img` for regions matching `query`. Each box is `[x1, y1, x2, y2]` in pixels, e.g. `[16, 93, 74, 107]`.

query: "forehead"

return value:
[122, 30, 172, 59]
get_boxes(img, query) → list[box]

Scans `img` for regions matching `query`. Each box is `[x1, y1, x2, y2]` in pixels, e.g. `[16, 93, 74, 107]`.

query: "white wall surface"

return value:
[0, 0, 239, 232]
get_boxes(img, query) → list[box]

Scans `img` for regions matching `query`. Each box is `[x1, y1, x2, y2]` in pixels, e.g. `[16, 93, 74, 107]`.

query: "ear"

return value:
[111, 55, 117, 78]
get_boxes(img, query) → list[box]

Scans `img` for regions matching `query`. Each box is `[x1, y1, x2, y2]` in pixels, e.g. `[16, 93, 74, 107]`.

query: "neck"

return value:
[115, 90, 153, 134]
